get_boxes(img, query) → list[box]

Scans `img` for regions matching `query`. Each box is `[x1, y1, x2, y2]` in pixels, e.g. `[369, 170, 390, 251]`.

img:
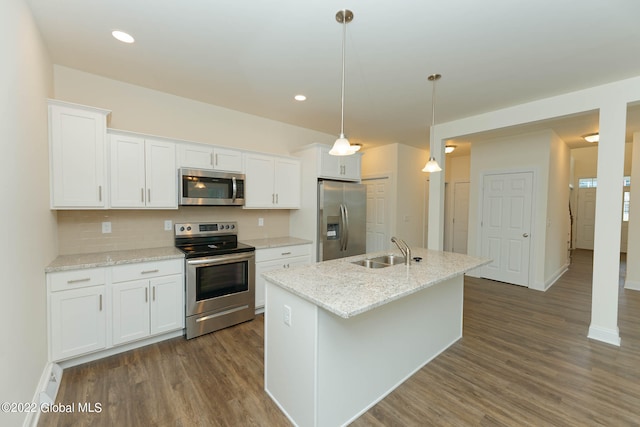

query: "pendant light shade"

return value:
[422, 74, 443, 172]
[329, 9, 357, 156]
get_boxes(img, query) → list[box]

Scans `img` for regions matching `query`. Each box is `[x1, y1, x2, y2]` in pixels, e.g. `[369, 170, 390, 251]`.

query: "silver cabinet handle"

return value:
[523, 233, 529, 238]
[141, 269, 159, 274]
[141, 188, 144, 203]
[153, 286, 156, 301]
[272, 193, 275, 204]
[148, 188, 151, 203]
[276, 193, 279, 204]
[281, 252, 292, 256]
[215, 153, 219, 166]
[210, 153, 214, 167]
[98, 185, 102, 202]
[67, 278, 90, 284]
[99, 294, 103, 311]
[145, 287, 148, 302]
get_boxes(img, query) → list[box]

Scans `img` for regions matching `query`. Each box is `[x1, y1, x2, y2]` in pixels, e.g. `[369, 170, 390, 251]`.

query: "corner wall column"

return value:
[588, 101, 626, 346]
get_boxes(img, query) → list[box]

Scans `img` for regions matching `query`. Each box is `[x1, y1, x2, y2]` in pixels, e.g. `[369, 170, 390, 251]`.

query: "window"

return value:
[623, 191, 630, 222]
[577, 176, 630, 188]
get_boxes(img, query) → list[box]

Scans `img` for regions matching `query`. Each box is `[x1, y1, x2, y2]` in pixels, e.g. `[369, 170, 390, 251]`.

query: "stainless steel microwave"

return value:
[179, 168, 245, 206]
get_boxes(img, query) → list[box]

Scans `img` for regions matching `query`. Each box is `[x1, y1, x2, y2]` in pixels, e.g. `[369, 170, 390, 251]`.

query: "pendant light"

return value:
[422, 73, 443, 172]
[329, 9, 357, 156]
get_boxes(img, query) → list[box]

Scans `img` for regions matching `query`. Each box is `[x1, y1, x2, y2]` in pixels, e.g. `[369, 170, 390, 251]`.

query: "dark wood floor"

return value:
[40, 250, 640, 426]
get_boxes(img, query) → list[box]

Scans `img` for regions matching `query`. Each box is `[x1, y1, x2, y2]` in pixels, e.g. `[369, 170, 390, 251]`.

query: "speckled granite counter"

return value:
[241, 236, 312, 250]
[262, 248, 489, 319]
[45, 247, 185, 272]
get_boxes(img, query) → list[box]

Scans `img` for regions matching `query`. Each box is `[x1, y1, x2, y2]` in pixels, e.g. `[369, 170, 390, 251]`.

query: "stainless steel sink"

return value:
[368, 255, 406, 265]
[351, 255, 406, 269]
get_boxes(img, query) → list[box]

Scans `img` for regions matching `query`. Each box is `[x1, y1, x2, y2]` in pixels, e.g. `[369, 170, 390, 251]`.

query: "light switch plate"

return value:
[101, 222, 112, 234]
[164, 220, 172, 231]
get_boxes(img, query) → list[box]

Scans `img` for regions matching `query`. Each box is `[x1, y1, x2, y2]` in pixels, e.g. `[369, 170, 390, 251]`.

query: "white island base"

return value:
[264, 274, 464, 427]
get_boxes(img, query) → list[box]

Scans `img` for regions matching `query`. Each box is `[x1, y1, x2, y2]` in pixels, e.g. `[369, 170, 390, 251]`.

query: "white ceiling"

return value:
[25, 0, 640, 154]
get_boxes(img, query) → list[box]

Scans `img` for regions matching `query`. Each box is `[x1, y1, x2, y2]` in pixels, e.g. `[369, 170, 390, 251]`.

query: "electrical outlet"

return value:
[101, 222, 112, 234]
[258, 217, 264, 227]
[283, 305, 292, 326]
[164, 220, 173, 231]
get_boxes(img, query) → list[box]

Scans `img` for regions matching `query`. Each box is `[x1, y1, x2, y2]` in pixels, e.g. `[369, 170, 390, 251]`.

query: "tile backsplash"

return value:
[57, 207, 291, 255]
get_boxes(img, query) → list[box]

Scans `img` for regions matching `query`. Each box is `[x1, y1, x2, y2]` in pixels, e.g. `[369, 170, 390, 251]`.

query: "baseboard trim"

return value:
[624, 279, 640, 291]
[588, 324, 621, 346]
[541, 263, 569, 291]
[24, 362, 63, 427]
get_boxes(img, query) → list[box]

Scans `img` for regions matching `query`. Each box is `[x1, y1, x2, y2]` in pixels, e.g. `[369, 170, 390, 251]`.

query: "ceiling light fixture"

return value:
[422, 74, 443, 172]
[583, 133, 599, 143]
[294, 94, 307, 101]
[112, 30, 135, 44]
[445, 145, 456, 154]
[329, 9, 357, 156]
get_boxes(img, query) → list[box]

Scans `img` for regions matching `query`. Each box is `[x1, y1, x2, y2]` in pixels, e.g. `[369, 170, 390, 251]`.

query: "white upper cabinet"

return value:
[318, 145, 361, 181]
[48, 100, 111, 209]
[244, 153, 300, 209]
[177, 143, 243, 172]
[109, 133, 177, 209]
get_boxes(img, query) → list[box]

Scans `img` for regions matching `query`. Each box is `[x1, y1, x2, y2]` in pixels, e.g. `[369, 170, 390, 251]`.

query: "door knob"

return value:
[523, 233, 529, 237]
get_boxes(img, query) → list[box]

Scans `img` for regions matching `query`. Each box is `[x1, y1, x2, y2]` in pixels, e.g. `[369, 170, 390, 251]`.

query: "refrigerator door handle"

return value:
[343, 203, 350, 251]
[339, 204, 346, 251]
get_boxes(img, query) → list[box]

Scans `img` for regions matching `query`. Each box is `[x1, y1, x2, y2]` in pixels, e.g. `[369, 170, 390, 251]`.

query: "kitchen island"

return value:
[262, 248, 490, 427]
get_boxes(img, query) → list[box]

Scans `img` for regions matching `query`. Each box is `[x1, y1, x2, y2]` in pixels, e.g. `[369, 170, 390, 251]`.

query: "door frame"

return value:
[362, 172, 395, 253]
[476, 168, 538, 288]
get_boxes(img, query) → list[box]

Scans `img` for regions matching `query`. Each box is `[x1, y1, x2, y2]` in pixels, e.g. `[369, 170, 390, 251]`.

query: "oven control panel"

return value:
[175, 222, 237, 237]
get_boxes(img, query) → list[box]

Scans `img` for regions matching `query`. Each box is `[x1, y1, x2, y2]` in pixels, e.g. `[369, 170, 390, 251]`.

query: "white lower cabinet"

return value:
[48, 268, 107, 361]
[255, 244, 311, 311]
[47, 259, 184, 363]
[111, 260, 184, 345]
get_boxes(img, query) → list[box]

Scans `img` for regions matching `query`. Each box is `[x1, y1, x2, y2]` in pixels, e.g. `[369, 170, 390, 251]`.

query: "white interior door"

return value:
[576, 187, 596, 250]
[452, 182, 470, 254]
[364, 178, 390, 253]
[481, 172, 533, 287]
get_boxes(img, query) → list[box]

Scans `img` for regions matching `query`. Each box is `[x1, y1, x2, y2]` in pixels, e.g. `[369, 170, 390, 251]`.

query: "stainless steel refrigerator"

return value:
[318, 180, 366, 261]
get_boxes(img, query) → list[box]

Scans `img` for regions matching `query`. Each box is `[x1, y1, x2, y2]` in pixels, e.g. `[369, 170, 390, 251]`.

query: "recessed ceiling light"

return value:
[294, 95, 307, 101]
[112, 30, 135, 44]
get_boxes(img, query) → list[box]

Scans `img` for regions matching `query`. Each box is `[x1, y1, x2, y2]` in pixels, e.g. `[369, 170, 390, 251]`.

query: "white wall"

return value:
[54, 66, 335, 156]
[625, 132, 640, 289]
[0, 0, 56, 425]
[545, 132, 571, 288]
[443, 155, 471, 251]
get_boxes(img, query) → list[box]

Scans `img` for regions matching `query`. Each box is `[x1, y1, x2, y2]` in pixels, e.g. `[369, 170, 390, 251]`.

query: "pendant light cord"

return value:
[339, 11, 347, 137]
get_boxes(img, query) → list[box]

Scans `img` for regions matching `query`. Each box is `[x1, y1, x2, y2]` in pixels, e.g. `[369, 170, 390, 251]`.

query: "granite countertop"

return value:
[241, 236, 312, 250]
[262, 248, 490, 319]
[45, 247, 185, 273]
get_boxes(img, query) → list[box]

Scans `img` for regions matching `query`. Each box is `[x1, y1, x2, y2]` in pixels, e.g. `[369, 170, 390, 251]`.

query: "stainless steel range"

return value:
[174, 222, 255, 339]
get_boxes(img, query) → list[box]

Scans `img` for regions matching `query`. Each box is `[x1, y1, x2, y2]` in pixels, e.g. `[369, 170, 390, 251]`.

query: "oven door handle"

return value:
[186, 252, 254, 266]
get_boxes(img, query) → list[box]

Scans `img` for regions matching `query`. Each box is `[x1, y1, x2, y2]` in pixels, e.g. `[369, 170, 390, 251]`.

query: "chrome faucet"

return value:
[391, 237, 411, 265]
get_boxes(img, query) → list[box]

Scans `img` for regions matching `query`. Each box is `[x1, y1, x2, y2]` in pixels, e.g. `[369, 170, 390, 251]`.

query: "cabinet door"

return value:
[244, 154, 275, 208]
[274, 158, 301, 208]
[50, 286, 106, 361]
[213, 147, 243, 172]
[255, 258, 286, 310]
[49, 104, 108, 208]
[319, 147, 342, 178]
[110, 134, 146, 208]
[177, 143, 214, 169]
[145, 139, 177, 208]
[150, 274, 184, 335]
[340, 154, 361, 181]
[112, 280, 150, 345]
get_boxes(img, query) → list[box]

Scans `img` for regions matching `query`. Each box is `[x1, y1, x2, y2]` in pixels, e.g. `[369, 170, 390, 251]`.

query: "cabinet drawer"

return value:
[256, 244, 311, 263]
[49, 268, 106, 292]
[112, 259, 183, 283]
